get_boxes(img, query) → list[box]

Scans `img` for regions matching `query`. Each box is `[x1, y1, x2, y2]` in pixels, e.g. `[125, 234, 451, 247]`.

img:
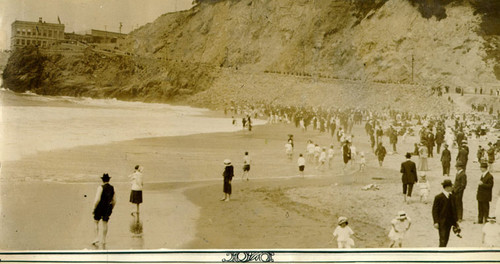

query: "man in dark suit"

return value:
[400, 153, 418, 203]
[427, 131, 435, 158]
[441, 144, 451, 176]
[476, 163, 494, 224]
[453, 162, 467, 222]
[435, 129, 445, 154]
[432, 179, 459, 247]
[456, 145, 469, 170]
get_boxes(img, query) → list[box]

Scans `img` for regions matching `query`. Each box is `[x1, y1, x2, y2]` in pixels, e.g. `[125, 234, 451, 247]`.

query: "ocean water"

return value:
[0, 90, 262, 161]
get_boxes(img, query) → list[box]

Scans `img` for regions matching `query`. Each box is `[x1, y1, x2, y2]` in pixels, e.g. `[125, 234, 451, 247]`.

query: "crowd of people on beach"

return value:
[91, 99, 499, 248]
[219, 101, 500, 248]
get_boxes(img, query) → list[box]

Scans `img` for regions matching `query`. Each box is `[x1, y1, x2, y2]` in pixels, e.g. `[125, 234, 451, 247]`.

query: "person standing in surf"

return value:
[129, 165, 144, 216]
[92, 173, 116, 247]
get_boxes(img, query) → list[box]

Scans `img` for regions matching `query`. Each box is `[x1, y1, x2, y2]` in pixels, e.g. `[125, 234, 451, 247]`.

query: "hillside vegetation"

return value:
[2, 0, 499, 112]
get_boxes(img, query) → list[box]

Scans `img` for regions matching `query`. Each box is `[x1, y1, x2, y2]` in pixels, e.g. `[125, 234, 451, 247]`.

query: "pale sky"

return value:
[0, 0, 194, 50]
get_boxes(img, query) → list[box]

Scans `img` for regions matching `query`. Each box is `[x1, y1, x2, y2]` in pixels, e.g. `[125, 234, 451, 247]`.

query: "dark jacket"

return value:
[441, 149, 451, 163]
[456, 148, 468, 164]
[435, 130, 445, 144]
[477, 171, 494, 202]
[400, 160, 418, 184]
[432, 192, 458, 227]
[453, 170, 467, 193]
[223, 165, 234, 183]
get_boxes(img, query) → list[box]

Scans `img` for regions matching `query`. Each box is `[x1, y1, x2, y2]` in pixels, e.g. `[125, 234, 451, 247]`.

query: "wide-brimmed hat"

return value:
[101, 173, 111, 181]
[338, 216, 348, 225]
[405, 152, 412, 159]
[224, 159, 232, 165]
[442, 179, 453, 188]
[397, 211, 407, 220]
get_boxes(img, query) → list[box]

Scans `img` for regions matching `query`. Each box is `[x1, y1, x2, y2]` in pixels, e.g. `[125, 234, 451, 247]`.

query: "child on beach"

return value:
[482, 217, 499, 247]
[332, 216, 355, 248]
[388, 211, 411, 248]
[328, 145, 335, 169]
[297, 153, 306, 177]
[358, 152, 366, 172]
[306, 140, 315, 162]
[318, 147, 327, 171]
[314, 144, 321, 165]
[242, 151, 251, 181]
[416, 173, 430, 203]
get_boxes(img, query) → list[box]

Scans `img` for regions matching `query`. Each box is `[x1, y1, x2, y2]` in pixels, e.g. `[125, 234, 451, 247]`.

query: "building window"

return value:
[38, 40, 41, 45]
[16, 39, 20, 45]
[49, 30, 52, 37]
[27, 40, 30, 45]
[21, 39, 25, 45]
[27, 29, 31, 36]
[42, 41, 46, 47]
[22, 29, 26, 35]
[16, 29, 20, 35]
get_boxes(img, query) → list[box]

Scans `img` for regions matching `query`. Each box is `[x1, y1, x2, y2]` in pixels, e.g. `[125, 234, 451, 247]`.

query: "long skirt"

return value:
[418, 157, 428, 171]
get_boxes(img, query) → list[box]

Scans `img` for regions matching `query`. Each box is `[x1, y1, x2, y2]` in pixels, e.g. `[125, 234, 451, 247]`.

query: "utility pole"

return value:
[411, 54, 414, 83]
[119, 22, 123, 33]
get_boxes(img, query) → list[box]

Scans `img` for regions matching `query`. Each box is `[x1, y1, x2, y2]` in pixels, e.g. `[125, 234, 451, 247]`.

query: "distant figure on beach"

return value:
[388, 211, 411, 248]
[432, 179, 459, 247]
[375, 142, 387, 167]
[328, 145, 335, 169]
[298, 153, 306, 177]
[418, 143, 428, 171]
[221, 159, 234, 201]
[441, 144, 451, 176]
[342, 141, 352, 173]
[358, 152, 366, 172]
[92, 173, 116, 247]
[242, 151, 251, 181]
[401, 153, 418, 204]
[285, 141, 293, 160]
[129, 165, 144, 216]
[416, 173, 430, 203]
[333, 216, 354, 248]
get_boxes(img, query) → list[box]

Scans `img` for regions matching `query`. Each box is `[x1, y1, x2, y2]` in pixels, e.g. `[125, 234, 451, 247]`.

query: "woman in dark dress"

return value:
[221, 159, 234, 201]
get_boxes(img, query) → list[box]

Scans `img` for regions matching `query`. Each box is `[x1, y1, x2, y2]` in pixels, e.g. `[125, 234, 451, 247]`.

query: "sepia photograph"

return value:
[0, 0, 499, 263]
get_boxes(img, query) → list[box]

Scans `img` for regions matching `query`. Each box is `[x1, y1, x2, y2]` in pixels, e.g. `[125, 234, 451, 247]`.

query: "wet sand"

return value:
[1, 120, 499, 250]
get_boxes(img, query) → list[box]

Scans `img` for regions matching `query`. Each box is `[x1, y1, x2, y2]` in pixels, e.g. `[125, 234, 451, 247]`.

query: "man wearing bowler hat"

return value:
[92, 173, 116, 247]
[432, 179, 459, 247]
[441, 144, 451, 176]
[476, 163, 494, 224]
[453, 162, 467, 222]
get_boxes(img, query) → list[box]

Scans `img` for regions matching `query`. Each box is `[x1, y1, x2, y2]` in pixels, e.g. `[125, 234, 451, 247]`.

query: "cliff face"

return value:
[124, 0, 498, 85]
[2, 0, 499, 110]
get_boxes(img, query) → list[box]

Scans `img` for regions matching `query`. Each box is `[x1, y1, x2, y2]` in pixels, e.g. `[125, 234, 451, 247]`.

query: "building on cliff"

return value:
[11, 17, 65, 50]
[64, 30, 126, 45]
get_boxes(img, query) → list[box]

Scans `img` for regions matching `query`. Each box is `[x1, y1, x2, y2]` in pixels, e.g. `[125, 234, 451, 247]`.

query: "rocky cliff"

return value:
[2, 0, 499, 111]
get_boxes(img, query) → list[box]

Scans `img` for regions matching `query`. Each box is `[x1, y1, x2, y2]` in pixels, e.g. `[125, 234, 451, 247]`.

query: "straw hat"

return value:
[397, 211, 407, 220]
[224, 159, 231, 165]
[338, 216, 348, 225]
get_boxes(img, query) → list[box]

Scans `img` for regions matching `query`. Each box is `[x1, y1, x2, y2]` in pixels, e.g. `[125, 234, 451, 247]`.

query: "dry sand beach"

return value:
[1, 115, 498, 250]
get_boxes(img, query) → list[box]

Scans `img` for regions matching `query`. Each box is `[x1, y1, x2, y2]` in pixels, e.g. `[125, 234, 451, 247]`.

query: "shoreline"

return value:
[1, 117, 498, 249]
